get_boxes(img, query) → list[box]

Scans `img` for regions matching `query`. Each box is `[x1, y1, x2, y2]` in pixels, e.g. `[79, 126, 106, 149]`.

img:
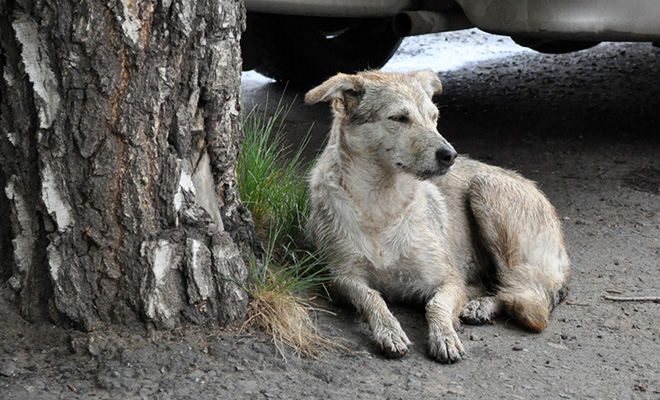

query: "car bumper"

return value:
[456, 0, 660, 41]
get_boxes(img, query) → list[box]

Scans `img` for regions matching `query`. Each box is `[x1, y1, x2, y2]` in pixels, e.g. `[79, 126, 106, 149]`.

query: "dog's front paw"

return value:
[460, 298, 497, 325]
[374, 324, 411, 358]
[428, 328, 464, 363]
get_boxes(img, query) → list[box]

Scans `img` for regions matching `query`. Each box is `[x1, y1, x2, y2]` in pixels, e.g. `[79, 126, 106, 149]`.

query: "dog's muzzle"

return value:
[416, 145, 457, 179]
[436, 146, 457, 167]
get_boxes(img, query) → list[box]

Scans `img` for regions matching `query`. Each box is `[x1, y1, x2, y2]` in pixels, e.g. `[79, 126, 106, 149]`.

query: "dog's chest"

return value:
[356, 184, 448, 269]
[362, 215, 448, 300]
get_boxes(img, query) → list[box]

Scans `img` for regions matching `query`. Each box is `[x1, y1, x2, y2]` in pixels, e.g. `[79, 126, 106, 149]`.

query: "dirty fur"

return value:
[305, 70, 570, 363]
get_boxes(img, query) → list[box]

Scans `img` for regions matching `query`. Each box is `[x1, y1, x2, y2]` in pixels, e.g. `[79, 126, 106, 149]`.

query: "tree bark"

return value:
[0, 0, 256, 330]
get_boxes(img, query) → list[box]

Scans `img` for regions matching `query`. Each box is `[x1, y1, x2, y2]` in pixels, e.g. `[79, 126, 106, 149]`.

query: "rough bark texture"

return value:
[0, 0, 256, 330]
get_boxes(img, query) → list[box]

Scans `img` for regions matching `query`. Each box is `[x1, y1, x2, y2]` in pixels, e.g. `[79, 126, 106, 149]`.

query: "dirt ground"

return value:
[2, 31, 660, 399]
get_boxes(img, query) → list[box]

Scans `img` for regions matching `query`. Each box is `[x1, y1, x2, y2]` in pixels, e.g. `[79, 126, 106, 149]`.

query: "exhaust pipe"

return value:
[393, 11, 473, 37]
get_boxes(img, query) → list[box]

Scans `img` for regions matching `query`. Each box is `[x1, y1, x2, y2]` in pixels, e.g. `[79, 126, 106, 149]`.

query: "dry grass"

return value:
[243, 270, 343, 359]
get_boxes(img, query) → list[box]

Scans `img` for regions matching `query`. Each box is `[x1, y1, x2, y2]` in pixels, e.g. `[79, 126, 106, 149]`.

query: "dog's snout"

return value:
[436, 147, 457, 167]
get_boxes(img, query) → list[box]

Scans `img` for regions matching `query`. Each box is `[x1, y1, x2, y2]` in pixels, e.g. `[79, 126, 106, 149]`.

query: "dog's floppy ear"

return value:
[409, 70, 443, 98]
[305, 73, 364, 114]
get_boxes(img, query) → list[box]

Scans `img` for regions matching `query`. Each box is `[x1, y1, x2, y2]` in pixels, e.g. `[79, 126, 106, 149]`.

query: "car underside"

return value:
[241, 0, 660, 84]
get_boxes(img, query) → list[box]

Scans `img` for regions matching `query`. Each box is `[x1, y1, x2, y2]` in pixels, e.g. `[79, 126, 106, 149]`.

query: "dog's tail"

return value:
[499, 287, 550, 332]
[467, 171, 570, 333]
[497, 280, 568, 333]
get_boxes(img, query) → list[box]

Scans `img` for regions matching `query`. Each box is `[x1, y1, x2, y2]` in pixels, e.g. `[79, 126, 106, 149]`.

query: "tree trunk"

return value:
[0, 0, 256, 330]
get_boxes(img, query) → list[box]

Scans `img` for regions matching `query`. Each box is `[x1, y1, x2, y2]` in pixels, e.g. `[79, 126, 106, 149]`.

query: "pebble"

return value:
[187, 370, 205, 383]
[0, 362, 17, 377]
[406, 377, 422, 391]
[88, 343, 101, 357]
[315, 371, 334, 384]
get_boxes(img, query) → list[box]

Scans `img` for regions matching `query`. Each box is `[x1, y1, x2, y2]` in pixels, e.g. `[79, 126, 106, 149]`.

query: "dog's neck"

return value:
[330, 124, 420, 212]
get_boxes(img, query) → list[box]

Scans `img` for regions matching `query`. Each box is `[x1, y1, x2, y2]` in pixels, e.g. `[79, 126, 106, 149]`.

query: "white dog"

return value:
[305, 71, 570, 363]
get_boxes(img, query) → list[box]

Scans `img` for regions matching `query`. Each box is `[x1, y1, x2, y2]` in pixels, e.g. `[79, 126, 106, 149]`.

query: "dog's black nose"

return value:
[436, 147, 457, 167]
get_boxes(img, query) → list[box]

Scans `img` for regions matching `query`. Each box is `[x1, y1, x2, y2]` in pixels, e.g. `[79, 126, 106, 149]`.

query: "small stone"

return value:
[88, 343, 101, 357]
[0, 362, 17, 377]
[469, 332, 480, 341]
[512, 346, 525, 351]
[187, 370, 205, 383]
[406, 377, 422, 391]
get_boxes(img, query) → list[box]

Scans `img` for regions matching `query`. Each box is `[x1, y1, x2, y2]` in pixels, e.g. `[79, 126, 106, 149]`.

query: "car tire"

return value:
[242, 13, 403, 85]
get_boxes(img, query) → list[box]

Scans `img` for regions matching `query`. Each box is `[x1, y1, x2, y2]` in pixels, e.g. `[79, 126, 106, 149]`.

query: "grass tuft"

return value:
[242, 226, 339, 358]
[237, 100, 341, 358]
[238, 100, 311, 252]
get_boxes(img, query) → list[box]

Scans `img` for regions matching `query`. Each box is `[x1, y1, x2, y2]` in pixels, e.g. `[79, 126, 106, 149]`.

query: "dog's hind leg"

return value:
[459, 283, 503, 325]
[334, 275, 411, 358]
[460, 295, 502, 325]
[466, 170, 570, 332]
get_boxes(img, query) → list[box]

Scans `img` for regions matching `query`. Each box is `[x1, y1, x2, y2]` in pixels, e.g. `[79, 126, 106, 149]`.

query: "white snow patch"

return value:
[241, 70, 275, 89]
[383, 29, 531, 73]
[41, 163, 72, 231]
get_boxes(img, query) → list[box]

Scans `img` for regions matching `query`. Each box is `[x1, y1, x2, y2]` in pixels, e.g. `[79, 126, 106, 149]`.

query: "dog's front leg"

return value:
[426, 279, 466, 363]
[335, 275, 411, 357]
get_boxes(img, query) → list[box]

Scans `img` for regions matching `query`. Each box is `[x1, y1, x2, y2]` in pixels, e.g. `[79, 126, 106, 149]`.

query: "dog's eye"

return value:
[388, 115, 409, 123]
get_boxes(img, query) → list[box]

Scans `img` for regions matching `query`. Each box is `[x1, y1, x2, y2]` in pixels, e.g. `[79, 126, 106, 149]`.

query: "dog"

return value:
[305, 70, 570, 363]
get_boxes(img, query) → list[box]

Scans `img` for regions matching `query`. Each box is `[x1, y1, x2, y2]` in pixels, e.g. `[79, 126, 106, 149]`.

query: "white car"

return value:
[241, 0, 660, 84]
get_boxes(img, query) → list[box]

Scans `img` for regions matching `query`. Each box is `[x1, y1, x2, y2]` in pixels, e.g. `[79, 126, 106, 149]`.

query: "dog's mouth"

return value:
[415, 166, 452, 180]
[396, 162, 451, 180]
[395, 162, 452, 180]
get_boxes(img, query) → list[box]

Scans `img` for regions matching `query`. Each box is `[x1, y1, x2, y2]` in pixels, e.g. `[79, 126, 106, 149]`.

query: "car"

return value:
[241, 0, 660, 85]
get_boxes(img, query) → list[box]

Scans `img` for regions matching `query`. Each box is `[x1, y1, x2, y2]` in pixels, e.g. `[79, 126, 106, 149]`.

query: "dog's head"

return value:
[306, 70, 457, 179]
